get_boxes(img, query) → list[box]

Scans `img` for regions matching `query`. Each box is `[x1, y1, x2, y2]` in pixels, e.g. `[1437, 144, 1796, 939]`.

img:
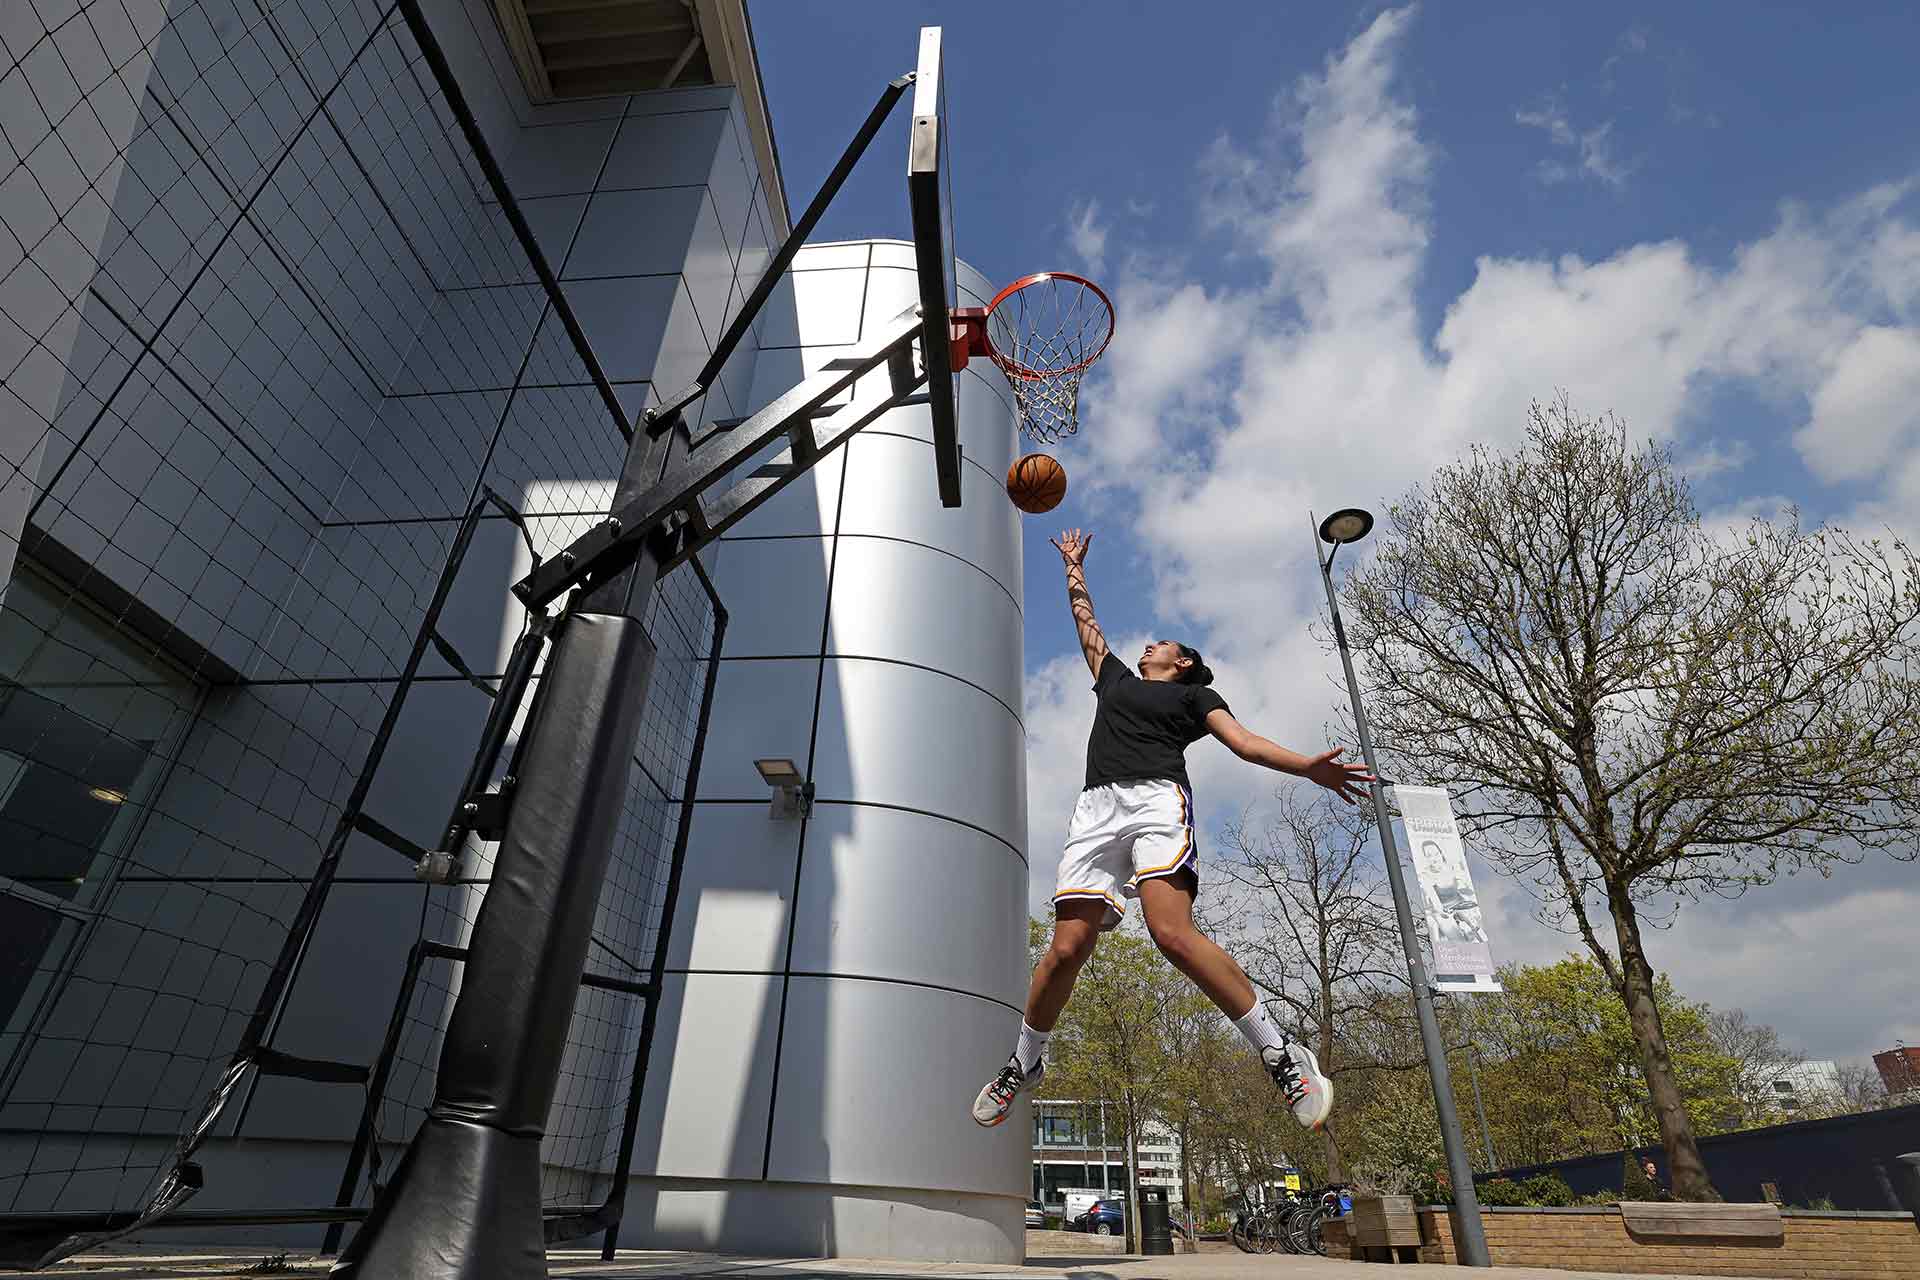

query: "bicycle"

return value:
[1290, 1183, 1353, 1256]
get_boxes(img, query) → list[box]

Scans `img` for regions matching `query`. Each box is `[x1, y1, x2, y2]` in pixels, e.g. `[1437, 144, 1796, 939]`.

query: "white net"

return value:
[986, 274, 1114, 444]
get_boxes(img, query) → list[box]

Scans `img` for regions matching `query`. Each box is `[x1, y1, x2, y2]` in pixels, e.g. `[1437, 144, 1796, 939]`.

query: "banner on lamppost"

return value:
[1393, 785, 1499, 991]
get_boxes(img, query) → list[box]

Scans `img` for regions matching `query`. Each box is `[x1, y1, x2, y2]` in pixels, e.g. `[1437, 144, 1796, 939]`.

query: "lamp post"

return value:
[1313, 508, 1491, 1267]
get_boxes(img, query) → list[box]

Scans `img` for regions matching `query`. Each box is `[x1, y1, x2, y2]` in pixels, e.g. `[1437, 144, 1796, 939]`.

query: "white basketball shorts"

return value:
[1051, 778, 1198, 931]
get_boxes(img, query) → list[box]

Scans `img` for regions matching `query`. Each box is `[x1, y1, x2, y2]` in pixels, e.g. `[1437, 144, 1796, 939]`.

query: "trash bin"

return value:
[1139, 1186, 1173, 1256]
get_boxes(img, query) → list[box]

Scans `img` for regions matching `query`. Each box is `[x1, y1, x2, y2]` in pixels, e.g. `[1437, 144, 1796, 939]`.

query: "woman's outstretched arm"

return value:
[1051, 528, 1109, 679]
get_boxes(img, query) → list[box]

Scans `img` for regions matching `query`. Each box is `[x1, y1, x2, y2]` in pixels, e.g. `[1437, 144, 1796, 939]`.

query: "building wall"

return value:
[1766, 1059, 1842, 1117]
[620, 241, 1032, 1264]
[0, 0, 772, 1236]
[1874, 1046, 1920, 1096]
[1031, 1099, 1182, 1207]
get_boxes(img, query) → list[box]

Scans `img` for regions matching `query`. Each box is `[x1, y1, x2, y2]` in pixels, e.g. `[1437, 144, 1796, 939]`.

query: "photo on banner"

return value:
[1393, 785, 1498, 987]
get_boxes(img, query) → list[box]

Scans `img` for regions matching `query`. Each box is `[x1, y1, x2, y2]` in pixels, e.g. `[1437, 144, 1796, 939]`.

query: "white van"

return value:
[1062, 1189, 1107, 1224]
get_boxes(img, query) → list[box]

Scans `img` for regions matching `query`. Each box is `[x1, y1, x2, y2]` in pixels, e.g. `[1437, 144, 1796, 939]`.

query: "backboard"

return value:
[907, 26, 963, 507]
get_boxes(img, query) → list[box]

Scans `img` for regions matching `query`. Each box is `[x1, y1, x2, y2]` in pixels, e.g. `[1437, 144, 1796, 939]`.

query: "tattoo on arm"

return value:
[1065, 565, 1108, 676]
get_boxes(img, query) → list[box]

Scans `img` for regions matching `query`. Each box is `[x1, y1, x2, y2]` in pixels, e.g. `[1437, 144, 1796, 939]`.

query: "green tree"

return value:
[1338, 396, 1920, 1199]
[1478, 957, 1740, 1158]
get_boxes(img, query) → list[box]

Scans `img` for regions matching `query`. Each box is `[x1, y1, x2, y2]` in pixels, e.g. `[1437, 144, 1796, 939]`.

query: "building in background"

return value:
[1874, 1045, 1920, 1103]
[1764, 1060, 1844, 1116]
[1, 0, 1023, 1265]
[1029, 1099, 1182, 1214]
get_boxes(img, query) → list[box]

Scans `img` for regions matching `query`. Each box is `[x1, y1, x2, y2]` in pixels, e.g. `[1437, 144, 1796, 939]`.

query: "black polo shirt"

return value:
[1083, 653, 1230, 791]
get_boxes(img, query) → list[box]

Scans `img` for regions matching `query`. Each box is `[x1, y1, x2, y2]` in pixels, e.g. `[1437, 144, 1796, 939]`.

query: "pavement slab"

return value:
[7, 1243, 1778, 1280]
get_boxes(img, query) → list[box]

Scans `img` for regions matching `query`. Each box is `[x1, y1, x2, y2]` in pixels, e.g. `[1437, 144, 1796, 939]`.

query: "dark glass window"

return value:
[0, 567, 195, 1036]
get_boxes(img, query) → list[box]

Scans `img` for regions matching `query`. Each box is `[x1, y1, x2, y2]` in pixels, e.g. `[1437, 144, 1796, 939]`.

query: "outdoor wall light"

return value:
[754, 757, 813, 821]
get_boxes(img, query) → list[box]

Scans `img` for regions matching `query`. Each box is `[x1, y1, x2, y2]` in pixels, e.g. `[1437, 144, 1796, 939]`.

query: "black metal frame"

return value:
[318, 566, 728, 1258]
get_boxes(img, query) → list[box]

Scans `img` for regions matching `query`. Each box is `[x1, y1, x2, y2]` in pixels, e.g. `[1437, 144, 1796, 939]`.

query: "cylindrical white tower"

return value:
[623, 241, 1031, 1262]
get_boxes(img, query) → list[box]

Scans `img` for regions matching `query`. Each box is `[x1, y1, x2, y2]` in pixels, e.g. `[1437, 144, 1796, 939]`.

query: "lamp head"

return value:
[754, 758, 802, 787]
[1318, 508, 1374, 545]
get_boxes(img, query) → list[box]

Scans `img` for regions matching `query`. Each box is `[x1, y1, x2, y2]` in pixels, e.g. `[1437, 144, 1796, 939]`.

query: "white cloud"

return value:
[1677, 436, 1752, 479]
[1065, 199, 1108, 276]
[1515, 99, 1636, 187]
[1023, 4, 1920, 1053]
[1794, 326, 1920, 482]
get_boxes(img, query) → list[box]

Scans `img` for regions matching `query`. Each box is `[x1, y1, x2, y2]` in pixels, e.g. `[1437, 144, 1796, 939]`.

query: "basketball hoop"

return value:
[953, 272, 1114, 444]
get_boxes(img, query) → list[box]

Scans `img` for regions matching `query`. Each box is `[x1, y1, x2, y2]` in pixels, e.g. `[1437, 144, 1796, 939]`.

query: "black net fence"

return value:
[359, 564, 719, 1219]
[0, 0, 720, 1264]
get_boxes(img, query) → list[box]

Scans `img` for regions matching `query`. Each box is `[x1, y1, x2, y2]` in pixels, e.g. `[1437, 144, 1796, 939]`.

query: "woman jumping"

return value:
[971, 528, 1371, 1131]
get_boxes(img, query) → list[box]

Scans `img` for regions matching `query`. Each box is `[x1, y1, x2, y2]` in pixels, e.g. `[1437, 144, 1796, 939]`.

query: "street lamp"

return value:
[1313, 508, 1491, 1268]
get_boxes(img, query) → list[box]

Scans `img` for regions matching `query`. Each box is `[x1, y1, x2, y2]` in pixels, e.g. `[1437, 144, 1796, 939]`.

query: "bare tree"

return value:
[1338, 396, 1920, 1200]
[1707, 1008, 1803, 1127]
[1214, 790, 1410, 1177]
[1831, 1060, 1892, 1114]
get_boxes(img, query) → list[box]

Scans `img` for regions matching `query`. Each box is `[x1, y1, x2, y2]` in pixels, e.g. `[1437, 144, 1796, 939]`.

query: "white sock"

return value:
[1015, 1021, 1050, 1074]
[1232, 1001, 1287, 1056]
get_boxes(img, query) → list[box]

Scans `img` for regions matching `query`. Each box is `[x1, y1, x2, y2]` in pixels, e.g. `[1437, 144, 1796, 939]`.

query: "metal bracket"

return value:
[768, 781, 815, 822]
[468, 777, 517, 842]
[415, 775, 518, 884]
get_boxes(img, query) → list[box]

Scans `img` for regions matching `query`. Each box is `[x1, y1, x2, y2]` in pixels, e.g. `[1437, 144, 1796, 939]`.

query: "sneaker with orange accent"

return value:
[1265, 1043, 1333, 1129]
[971, 1055, 1044, 1127]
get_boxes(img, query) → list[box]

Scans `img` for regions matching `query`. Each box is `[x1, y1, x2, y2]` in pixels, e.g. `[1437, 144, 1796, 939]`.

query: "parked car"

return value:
[1025, 1201, 1046, 1229]
[1072, 1198, 1126, 1236]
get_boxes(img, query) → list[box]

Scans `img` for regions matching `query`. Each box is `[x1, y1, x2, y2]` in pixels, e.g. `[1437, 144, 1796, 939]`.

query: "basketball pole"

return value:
[1312, 515, 1492, 1267]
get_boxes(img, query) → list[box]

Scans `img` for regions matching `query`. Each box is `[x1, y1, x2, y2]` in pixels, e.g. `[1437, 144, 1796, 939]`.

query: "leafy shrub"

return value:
[1473, 1174, 1577, 1207]
[1521, 1174, 1577, 1207]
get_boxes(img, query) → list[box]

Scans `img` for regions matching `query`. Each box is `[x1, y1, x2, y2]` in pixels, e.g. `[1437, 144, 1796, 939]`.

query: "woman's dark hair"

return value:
[1174, 643, 1214, 687]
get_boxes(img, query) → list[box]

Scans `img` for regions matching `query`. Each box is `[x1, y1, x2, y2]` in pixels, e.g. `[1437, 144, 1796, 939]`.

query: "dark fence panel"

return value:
[1478, 1104, 1920, 1210]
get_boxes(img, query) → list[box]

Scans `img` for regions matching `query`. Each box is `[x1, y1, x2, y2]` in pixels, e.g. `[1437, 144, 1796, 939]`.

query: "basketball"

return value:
[1006, 452, 1068, 513]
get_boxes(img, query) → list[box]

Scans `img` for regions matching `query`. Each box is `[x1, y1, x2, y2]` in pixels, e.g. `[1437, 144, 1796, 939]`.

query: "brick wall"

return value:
[1395, 1206, 1920, 1278]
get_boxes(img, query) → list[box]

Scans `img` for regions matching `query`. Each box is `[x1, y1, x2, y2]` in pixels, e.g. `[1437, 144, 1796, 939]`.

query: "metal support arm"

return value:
[512, 306, 929, 611]
[650, 73, 916, 426]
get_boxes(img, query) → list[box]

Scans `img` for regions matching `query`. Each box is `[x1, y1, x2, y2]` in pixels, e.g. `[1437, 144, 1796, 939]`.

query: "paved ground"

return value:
[8, 1238, 1776, 1280]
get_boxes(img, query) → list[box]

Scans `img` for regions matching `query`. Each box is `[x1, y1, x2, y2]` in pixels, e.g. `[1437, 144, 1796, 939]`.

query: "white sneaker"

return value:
[1265, 1043, 1333, 1129]
[971, 1055, 1044, 1127]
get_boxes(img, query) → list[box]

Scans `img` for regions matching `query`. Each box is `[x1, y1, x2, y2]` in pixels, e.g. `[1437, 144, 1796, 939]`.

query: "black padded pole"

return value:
[330, 610, 657, 1279]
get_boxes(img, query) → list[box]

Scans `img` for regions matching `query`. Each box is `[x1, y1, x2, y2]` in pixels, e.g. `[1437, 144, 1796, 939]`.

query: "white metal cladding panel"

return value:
[691, 656, 820, 801]
[631, 971, 782, 1181]
[787, 803, 1027, 1001]
[703, 534, 835, 658]
[808, 655, 1025, 855]
[765, 976, 1028, 1196]
[825, 534, 1022, 715]
[660, 801, 799, 974]
[835, 431, 1021, 608]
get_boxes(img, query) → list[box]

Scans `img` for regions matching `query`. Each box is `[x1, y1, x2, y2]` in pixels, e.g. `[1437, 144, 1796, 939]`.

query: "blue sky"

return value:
[750, 3, 1920, 1064]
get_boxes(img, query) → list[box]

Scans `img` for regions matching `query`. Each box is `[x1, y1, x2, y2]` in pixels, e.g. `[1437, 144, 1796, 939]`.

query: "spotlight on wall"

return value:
[754, 757, 813, 821]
